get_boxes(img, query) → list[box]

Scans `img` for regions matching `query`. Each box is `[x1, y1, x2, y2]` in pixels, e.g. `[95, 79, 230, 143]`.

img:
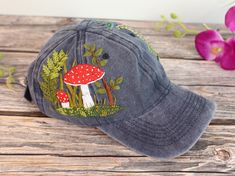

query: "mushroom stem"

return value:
[61, 102, 70, 108]
[80, 85, 95, 109]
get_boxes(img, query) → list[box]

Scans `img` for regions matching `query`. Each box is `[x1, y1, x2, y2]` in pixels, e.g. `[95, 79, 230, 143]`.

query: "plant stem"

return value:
[94, 55, 114, 106]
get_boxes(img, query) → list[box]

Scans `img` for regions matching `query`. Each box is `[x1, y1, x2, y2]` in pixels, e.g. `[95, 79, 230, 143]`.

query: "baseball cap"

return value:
[24, 19, 216, 158]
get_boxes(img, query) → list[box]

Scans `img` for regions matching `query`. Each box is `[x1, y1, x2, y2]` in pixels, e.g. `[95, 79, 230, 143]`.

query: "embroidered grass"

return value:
[56, 105, 122, 117]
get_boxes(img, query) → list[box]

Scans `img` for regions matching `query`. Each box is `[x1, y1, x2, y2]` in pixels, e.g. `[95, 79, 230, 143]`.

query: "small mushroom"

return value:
[56, 90, 70, 108]
[64, 64, 105, 109]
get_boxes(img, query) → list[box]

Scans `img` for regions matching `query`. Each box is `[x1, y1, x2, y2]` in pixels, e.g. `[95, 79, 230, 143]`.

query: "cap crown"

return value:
[27, 20, 170, 126]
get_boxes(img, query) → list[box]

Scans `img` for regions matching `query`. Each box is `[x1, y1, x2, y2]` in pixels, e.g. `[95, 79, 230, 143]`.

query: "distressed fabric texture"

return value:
[26, 19, 216, 158]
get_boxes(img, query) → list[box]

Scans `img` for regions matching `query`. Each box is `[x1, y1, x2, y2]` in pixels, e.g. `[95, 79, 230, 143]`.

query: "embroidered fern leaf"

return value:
[39, 50, 68, 105]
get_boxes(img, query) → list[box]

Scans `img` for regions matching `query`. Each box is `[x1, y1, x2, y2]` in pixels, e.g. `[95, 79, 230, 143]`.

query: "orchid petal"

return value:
[219, 38, 235, 70]
[195, 30, 224, 60]
[225, 6, 235, 33]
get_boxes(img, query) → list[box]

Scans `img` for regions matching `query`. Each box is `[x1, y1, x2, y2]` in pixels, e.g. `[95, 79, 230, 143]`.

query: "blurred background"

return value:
[0, 0, 233, 23]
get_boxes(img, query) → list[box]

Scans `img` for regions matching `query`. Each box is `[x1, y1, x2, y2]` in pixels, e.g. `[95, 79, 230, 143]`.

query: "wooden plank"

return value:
[0, 151, 234, 173]
[0, 173, 227, 176]
[0, 114, 234, 175]
[0, 115, 234, 161]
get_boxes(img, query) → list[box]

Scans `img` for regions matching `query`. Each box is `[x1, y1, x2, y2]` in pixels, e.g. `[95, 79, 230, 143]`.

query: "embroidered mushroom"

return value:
[56, 90, 70, 108]
[64, 64, 105, 109]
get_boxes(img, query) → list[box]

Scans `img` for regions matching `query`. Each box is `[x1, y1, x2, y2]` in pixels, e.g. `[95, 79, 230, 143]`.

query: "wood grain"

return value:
[0, 116, 235, 174]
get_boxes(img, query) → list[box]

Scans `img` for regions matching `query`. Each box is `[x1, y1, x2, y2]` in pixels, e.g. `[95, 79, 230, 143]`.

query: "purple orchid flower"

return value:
[195, 6, 235, 70]
[225, 6, 235, 33]
[219, 38, 235, 70]
[195, 30, 225, 60]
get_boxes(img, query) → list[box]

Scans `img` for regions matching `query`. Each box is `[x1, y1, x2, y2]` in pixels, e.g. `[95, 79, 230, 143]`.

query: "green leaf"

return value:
[113, 85, 120, 90]
[42, 65, 50, 76]
[170, 13, 178, 19]
[83, 51, 92, 57]
[84, 43, 91, 50]
[47, 59, 54, 69]
[97, 88, 106, 94]
[39, 49, 68, 105]
[8, 67, 16, 74]
[173, 30, 183, 38]
[6, 76, 15, 89]
[100, 59, 108, 67]
[165, 24, 173, 31]
[59, 50, 66, 58]
[90, 44, 96, 52]
[0, 68, 4, 77]
[72, 59, 77, 67]
[92, 57, 97, 65]
[110, 79, 115, 87]
[95, 48, 103, 57]
[94, 81, 102, 88]
[50, 72, 59, 80]
[115, 76, 124, 84]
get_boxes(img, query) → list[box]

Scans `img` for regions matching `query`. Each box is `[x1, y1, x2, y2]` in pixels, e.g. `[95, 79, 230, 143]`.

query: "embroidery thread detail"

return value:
[39, 44, 124, 117]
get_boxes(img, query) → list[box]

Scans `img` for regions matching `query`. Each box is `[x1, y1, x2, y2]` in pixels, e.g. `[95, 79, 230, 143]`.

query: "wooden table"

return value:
[0, 15, 234, 176]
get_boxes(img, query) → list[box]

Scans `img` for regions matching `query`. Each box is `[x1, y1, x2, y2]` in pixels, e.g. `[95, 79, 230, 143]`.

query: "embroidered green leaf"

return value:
[110, 79, 115, 87]
[39, 50, 68, 105]
[90, 44, 96, 52]
[113, 85, 120, 90]
[47, 59, 54, 69]
[115, 76, 124, 85]
[97, 88, 106, 94]
[92, 57, 97, 65]
[72, 59, 77, 67]
[59, 50, 66, 58]
[50, 72, 59, 80]
[84, 43, 91, 50]
[94, 81, 102, 88]
[42, 65, 50, 76]
[83, 51, 92, 57]
[95, 48, 103, 57]
[100, 59, 108, 67]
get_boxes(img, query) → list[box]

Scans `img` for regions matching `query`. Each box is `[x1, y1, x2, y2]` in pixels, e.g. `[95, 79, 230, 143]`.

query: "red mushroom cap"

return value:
[56, 90, 69, 103]
[64, 64, 105, 85]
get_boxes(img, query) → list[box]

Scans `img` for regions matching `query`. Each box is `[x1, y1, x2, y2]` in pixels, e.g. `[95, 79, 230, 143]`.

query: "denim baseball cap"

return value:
[25, 19, 216, 158]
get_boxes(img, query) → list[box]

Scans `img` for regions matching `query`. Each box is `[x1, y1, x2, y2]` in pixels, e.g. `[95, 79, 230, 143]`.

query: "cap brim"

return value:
[98, 83, 216, 159]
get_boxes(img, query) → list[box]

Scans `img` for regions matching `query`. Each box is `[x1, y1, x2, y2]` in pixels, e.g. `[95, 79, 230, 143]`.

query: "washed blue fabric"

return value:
[25, 19, 216, 158]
